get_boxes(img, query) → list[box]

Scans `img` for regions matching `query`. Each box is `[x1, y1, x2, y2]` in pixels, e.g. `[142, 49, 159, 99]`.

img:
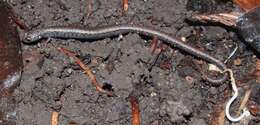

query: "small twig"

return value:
[58, 47, 113, 96]
[87, 0, 92, 17]
[253, 59, 260, 82]
[69, 122, 78, 125]
[122, 0, 129, 12]
[224, 43, 238, 64]
[9, 3, 29, 30]
[128, 96, 140, 125]
[210, 102, 226, 125]
[14, 17, 29, 30]
[51, 111, 59, 125]
[215, 110, 225, 125]
[150, 37, 158, 54]
[237, 89, 251, 114]
[217, 111, 225, 125]
[148, 43, 168, 71]
[148, 50, 161, 72]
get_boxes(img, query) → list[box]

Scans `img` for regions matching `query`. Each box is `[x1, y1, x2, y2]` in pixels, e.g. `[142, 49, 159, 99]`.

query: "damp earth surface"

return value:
[6, 0, 259, 125]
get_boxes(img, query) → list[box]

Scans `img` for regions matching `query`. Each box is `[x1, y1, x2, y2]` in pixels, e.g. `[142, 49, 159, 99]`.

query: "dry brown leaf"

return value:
[234, 0, 260, 11]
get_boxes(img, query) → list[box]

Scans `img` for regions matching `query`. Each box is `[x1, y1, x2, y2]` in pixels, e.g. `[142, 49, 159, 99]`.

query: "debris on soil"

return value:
[58, 47, 114, 96]
[22, 49, 44, 71]
[247, 83, 260, 116]
[234, 0, 260, 11]
[238, 89, 251, 114]
[122, 0, 129, 13]
[149, 37, 159, 54]
[224, 69, 251, 122]
[148, 42, 171, 72]
[190, 12, 239, 27]
[209, 101, 226, 125]
[253, 59, 260, 82]
[186, 0, 217, 13]
[237, 6, 260, 52]
[189, 0, 260, 53]
[51, 111, 59, 125]
[248, 101, 260, 116]
[0, 1, 23, 96]
[87, 0, 93, 17]
[104, 48, 122, 74]
[9, 0, 260, 124]
[69, 122, 78, 125]
[0, 1, 23, 124]
[128, 95, 141, 125]
[233, 58, 242, 66]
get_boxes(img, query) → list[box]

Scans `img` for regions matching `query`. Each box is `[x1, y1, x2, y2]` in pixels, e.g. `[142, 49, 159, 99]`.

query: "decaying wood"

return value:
[191, 12, 240, 27]
[0, 1, 22, 125]
[0, 1, 23, 96]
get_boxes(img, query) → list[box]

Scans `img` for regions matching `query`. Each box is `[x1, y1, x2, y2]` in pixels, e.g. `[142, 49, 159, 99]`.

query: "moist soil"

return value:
[7, 0, 259, 125]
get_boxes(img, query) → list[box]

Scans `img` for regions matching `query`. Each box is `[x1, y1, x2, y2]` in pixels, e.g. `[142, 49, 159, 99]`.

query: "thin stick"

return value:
[254, 59, 260, 82]
[129, 96, 140, 125]
[123, 0, 129, 12]
[87, 0, 92, 17]
[58, 47, 113, 96]
[51, 111, 59, 125]
[150, 37, 158, 54]
[218, 110, 225, 125]
[237, 89, 251, 114]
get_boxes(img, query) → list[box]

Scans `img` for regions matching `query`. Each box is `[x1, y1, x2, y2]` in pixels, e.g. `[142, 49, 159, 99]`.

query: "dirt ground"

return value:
[6, 0, 259, 125]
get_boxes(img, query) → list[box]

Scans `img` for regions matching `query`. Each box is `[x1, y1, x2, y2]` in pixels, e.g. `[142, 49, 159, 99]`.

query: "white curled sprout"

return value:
[223, 69, 251, 122]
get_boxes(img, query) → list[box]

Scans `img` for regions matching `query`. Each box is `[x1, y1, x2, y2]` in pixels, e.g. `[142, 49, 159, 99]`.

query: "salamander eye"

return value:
[22, 33, 34, 43]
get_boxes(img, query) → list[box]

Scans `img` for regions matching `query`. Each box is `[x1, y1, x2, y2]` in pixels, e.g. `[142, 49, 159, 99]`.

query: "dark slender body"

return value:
[23, 25, 227, 83]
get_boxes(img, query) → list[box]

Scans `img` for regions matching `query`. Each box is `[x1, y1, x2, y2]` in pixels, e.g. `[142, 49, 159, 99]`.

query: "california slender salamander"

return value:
[23, 24, 227, 84]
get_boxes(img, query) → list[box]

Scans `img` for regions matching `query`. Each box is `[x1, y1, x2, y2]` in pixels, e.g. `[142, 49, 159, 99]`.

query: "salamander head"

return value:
[22, 30, 43, 43]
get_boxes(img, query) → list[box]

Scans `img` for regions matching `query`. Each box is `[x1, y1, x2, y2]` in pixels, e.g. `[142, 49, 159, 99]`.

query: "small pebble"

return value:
[67, 68, 72, 74]
[208, 64, 221, 72]
[150, 92, 157, 97]
[181, 37, 186, 42]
